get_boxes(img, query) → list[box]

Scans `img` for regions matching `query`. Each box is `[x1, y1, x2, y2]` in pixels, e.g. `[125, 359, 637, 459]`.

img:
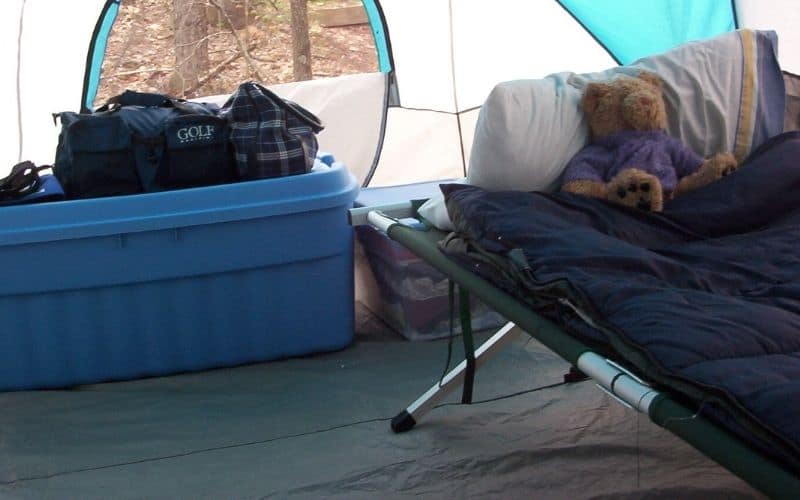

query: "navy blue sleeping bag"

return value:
[441, 131, 800, 473]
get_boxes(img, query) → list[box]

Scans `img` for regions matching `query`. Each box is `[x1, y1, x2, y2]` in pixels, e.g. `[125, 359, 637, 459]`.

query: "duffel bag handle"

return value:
[104, 90, 173, 109]
[245, 82, 324, 133]
[96, 90, 218, 117]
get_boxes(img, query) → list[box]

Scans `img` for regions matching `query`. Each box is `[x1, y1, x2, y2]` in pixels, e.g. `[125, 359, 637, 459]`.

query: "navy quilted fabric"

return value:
[442, 131, 800, 472]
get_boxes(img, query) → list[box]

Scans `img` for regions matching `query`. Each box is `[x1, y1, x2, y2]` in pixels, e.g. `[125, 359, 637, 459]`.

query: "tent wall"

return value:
[368, 107, 481, 187]
[380, 0, 617, 114]
[2, 0, 107, 171]
[0, 1, 24, 167]
[369, 109, 464, 186]
[449, 0, 617, 112]
[374, 0, 796, 188]
[264, 72, 388, 183]
[379, 1, 455, 113]
[372, 0, 619, 187]
[558, 0, 736, 65]
[736, 0, 800, 74]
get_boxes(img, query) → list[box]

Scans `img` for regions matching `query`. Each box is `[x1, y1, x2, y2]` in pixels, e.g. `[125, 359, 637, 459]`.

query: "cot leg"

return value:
[563, 366, 588, 383]
[391, 322, 521, 433]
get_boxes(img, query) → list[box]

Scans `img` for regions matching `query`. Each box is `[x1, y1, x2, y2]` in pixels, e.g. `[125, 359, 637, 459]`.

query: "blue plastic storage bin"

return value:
[0, 163, 358, 391]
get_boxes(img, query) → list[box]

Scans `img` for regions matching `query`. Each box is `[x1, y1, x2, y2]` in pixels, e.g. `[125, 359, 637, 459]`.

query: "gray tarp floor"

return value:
[0, 306, 763, 499]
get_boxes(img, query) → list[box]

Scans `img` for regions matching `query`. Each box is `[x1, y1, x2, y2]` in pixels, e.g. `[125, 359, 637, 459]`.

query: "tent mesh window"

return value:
[93, 0, 378, 106]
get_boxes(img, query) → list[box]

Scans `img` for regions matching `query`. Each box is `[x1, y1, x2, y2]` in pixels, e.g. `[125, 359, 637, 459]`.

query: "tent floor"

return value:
[0, 305, 762, 499]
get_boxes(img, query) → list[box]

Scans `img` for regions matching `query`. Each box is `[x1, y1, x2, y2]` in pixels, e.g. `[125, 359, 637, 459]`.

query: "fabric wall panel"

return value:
[15, 0, 107, 173]
[0, 0, 24, 170]
[450, 0, 616, 112]
[266, 72, 387, 184]
[559, 0, 735, 65]
[369, 108, 463, 186]
[379, 0, 456, 112]
[736, 0, 800, 74]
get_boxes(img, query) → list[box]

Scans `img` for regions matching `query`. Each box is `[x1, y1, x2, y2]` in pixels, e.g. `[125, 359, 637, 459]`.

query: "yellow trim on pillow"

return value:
[734, 30, 756, 162]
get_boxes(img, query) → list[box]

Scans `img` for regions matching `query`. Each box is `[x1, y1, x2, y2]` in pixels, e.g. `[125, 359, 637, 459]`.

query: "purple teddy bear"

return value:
[565, 129, 708, 210]
[561, 72, 738, 211]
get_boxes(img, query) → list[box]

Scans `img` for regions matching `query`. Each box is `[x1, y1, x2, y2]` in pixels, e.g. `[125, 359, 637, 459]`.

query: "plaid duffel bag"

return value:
[222, 82, 324, 180]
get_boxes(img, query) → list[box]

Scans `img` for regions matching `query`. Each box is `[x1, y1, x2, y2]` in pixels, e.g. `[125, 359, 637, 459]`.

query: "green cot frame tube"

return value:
[385, 224, 588, 364]
[383, 221, 800, 499]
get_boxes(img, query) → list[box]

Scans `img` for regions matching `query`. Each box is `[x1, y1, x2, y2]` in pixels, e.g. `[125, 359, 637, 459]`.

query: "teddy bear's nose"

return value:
[617, 186, 627, 198]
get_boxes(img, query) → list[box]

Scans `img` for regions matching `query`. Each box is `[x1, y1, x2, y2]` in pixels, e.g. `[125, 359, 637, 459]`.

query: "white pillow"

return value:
[466, 29, 779, 193]
[417, 179, 466, 231]
[467, 74, 586, 193]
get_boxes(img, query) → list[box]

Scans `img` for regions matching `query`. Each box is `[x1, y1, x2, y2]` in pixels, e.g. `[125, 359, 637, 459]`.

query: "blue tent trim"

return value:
[558, 0, 736, 65]
[82, 0, 120, 112]
[363, 0, 393, 73]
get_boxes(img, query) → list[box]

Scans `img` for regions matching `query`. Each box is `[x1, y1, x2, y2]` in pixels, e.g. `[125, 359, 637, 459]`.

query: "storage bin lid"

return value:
[0, 163, 358, 246]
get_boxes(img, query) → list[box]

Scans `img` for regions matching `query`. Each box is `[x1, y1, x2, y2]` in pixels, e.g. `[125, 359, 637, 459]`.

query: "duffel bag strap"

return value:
[96, 90, 218, 117]
[246, 82, 324, 133]
[96, 90, 179, 112]
[0, 161, 49, 201]
[106, 90, 171, 108]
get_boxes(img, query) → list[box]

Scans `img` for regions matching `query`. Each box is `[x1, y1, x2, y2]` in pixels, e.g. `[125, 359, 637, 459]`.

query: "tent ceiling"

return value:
[559, 0, 736, 66]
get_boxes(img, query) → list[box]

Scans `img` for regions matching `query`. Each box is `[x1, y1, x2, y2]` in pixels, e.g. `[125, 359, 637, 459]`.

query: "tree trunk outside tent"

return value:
[206, 0, 248, 31]
[290, 0, 312, 81]
[172, 0, 210, 97]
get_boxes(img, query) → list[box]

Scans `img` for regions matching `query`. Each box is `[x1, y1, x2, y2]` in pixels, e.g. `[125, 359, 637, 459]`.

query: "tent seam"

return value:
[446, 0, 467, 177]
[15, 0, 26, 163]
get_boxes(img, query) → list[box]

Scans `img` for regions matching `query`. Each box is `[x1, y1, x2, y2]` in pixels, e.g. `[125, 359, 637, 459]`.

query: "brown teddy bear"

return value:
[561, 71, 737, 211]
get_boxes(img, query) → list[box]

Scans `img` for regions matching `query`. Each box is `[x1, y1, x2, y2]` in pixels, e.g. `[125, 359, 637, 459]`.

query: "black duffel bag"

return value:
[54, 90, 236, 199]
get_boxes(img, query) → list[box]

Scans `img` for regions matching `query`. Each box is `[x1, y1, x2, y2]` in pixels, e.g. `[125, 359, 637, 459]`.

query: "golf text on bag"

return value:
[177, 124, 217, 143]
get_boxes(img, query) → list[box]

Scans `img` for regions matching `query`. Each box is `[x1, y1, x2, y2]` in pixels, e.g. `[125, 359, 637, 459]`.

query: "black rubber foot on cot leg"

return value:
[564, 366, 589, 383]
[391, 410, 417, 433]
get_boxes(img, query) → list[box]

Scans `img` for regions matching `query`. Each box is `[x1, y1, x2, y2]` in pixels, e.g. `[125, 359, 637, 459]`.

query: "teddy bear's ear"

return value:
[582, 82, 607, 114]
[637, 71, 663, 90]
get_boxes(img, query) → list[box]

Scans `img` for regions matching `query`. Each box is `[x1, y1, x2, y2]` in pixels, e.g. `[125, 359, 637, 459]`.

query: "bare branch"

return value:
[184, 42, 257, 95]
[109, 67, 173, 77]
[174, 30, 230, 49]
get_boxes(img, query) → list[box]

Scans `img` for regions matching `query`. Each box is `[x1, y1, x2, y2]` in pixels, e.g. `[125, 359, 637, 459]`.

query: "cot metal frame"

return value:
[350, 205, 800, 499]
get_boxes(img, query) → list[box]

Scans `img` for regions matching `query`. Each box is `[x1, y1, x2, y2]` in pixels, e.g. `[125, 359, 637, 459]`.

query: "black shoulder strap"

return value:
[0, 162, 49, 201]
[107, 90, 171, 108]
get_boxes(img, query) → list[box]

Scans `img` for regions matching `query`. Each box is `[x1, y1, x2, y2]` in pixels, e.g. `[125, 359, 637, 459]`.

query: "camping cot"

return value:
[351, 214, 800, 499]
[348, 133, 800, 498]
